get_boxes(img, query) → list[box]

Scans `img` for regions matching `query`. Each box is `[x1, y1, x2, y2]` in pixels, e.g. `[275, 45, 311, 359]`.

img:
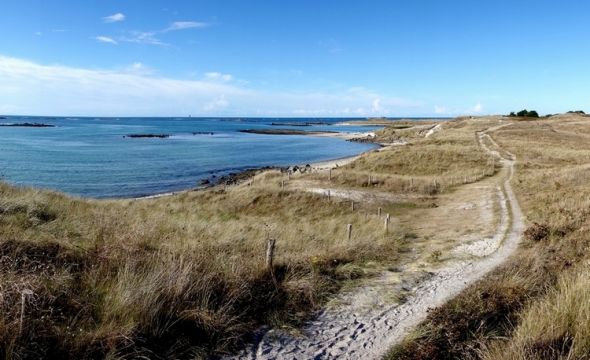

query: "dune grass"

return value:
[386, 114, 590, 359]
[0, 118, 499, 359]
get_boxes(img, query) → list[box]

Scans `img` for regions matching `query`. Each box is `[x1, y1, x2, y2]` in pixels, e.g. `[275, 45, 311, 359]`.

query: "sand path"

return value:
[228, 124, 523, 360]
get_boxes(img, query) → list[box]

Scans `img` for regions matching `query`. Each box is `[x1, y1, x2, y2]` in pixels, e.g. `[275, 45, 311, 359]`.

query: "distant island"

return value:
[269, 122, 332, 127]
[0, 122, 56, 127]
[125, 134, 170, 138]
[240, 129, 337, 135]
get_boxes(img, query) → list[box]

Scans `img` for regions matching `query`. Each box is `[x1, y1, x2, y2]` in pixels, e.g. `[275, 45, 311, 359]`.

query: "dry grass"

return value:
[0, 116, 503, 359]
[484, 270, 590, 360]
[311, 121, 499, 195]
[386, 113, 590, 360]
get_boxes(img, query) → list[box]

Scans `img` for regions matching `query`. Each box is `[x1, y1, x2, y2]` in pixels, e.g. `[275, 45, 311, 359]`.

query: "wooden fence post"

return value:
[384, 215, 390, 233]
[327, 189, 331, 200]
[19, 289, 33, 336]
[347, 224, 352, 241]
[281, 180, 285, 188]
[329, 168, 332, 181]
[351, 201, 355, 211]
[265, 239, 276, 271]
[378, 207, 382, 217]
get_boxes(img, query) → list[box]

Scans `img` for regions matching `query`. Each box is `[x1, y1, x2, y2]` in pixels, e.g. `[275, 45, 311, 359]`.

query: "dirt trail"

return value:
[296, 185, 422, 204]
[228, 125, 524, 360]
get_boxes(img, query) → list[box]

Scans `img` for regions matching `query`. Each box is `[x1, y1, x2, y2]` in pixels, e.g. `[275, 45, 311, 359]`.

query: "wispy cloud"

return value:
[117, 21, 208, 46]
[103, 13, 125, 23]
[472, 102, 483, 113]
[97, 19, 208, 47]
[0, 55, 423, 117]
[205, 72, 233, 82]
[164, 21, 209, 32]
[95, 36, 118, 45]
[124, 62, 154, 75]
[120, 31, 165, 45]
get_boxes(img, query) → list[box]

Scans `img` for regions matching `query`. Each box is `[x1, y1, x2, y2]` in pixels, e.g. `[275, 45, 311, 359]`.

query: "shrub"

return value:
[524, 222, 550, 242]
[509, 110, 540, 118]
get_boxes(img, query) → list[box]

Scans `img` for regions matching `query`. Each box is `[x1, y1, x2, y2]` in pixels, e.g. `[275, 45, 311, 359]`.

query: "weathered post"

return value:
[265, 239, 276, 271]
[347, 224, 352, 241]
[329, 168, 332, 181]
[378, 207, 382, 217]
[281, 180, 285, 189]
[19, 289, 33, 335]
[327, 189, 331, 200]
[368, 174, 371, 186]
[384, 215, 390, 233]
[351, 201, 355, 211]
[287, 171, 291, 180]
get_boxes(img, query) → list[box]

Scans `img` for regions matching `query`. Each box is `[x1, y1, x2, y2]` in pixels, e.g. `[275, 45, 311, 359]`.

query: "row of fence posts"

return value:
[264, 162, 499, 271]
[253, 162, 495, 193]
[265, 167, 392, 272]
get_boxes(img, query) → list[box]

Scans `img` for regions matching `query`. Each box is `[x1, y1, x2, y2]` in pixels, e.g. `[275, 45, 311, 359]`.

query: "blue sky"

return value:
[0, 0, 589, 117]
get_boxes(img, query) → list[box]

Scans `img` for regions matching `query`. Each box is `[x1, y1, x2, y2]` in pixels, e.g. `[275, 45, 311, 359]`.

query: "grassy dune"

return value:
[7, 114, 590, 359]
[0, 119, 495, 359]
[388, 114, 590, 359]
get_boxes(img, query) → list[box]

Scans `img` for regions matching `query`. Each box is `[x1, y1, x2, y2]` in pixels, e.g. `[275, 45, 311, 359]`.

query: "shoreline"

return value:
[131, 128, 383, 200]
[133, 142, 380, 200]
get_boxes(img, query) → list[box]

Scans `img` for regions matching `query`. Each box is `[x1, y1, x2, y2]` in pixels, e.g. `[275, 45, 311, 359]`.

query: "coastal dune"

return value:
[2, 114, 590, 359]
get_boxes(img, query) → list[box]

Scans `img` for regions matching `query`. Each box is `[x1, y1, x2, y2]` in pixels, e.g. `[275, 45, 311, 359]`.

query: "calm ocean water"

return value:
[0, 116, 383, 198]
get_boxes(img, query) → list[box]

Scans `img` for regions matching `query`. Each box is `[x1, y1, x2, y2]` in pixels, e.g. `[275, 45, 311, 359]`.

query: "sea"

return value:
[0, 116, 387, 198]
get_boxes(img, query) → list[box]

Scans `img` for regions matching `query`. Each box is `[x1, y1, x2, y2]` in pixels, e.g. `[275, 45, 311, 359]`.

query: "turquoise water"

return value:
[0, 117, 381, 198]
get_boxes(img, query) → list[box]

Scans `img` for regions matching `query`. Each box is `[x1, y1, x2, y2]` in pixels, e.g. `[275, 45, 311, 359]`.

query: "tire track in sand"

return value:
[228, 124, 524, 360]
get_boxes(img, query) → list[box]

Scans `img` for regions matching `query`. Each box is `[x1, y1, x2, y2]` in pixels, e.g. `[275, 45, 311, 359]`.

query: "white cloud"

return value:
[0, 55, 424, 117]
[473, 102, 483, 113]
[34, 31, 42, 36]
[113, 20, 207, 47]
[124, 62, 154, 75]
[371, 98, 382, 113]
[205, 72, 233, 82]
[95, 36, 118, 45]
[103, 13, 125, 23]
[164, 21, 208, 32]
[120, 31, 165, 46]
